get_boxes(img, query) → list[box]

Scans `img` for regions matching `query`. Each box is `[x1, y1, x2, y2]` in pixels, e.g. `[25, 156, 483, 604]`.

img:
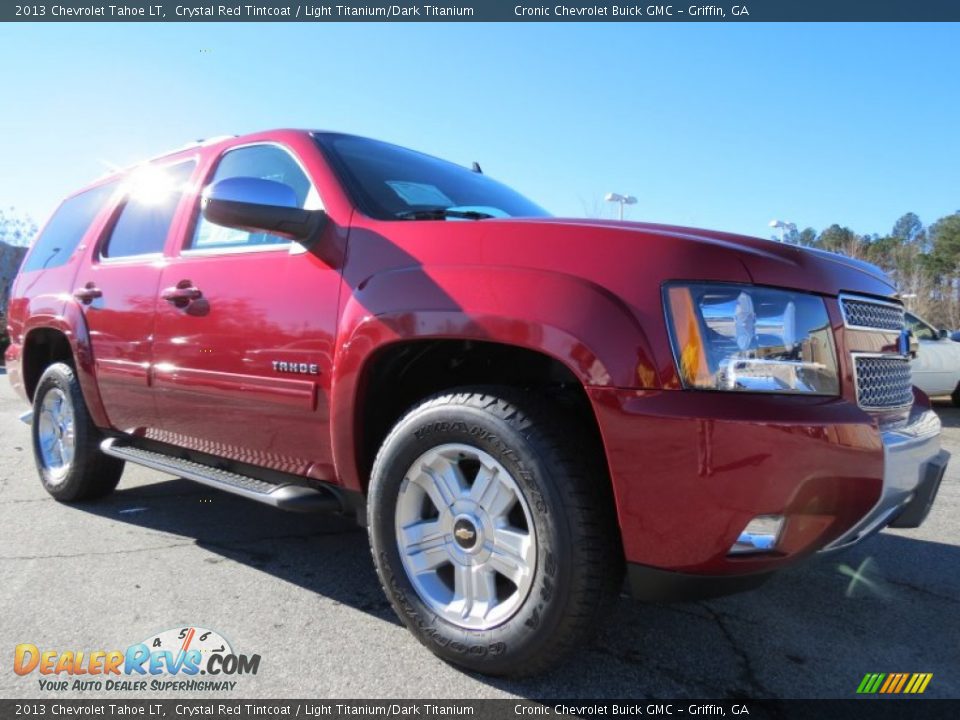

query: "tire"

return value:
[31, 362, 124, 502]
[952, 383, 960, 407]
[367, 387, 622, 676]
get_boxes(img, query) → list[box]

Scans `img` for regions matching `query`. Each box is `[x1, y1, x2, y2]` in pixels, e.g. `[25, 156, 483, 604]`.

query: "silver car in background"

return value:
[908, 311, 960, 404]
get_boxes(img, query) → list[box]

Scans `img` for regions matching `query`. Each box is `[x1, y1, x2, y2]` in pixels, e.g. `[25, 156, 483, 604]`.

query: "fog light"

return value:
[728, 515, 785, 555]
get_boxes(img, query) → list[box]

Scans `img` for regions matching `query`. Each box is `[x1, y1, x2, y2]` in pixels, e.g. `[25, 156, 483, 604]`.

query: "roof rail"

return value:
[92, 134, 238, 181]
[146, 134, 236, 162]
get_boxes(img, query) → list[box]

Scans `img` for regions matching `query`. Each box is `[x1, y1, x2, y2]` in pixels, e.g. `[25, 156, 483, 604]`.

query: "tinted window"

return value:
[21, 182, 118, 273]
[907, 313, 938, 340]
[191, 144, 318, 251]
[315, 133, 549, 221]
[102, 161, 196, 259]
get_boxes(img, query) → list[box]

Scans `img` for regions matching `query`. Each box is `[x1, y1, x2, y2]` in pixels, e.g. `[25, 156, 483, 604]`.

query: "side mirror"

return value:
[939, 328, 949, 340]
[201, 177, 326, 247]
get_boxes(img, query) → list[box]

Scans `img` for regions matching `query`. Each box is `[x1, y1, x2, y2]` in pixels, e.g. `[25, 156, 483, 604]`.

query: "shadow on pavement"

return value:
[932, 399, 960, 428]
[68, 475, 960, 698]
[71, 479, 396, 624]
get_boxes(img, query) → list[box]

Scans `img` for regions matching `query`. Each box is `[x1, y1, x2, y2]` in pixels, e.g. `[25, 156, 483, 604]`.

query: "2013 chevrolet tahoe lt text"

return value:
[4, 130, 948, 676]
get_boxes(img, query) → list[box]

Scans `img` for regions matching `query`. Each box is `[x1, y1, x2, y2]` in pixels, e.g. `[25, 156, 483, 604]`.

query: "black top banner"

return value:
[4, 0, 960, 22]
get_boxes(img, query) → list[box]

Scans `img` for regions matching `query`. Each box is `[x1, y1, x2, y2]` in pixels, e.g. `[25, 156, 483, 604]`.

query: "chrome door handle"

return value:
[73, 283, 102, 305]
[161, 281, 203, 306]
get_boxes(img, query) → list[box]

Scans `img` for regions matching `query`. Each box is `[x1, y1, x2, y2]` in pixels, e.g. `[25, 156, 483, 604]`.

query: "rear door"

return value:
[149, 142, 340, 479]
[77, 159, 197, 432]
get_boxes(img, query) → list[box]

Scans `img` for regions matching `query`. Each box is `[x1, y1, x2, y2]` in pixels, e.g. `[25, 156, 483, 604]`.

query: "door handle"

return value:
[161, 281, 203, 306]
[73, 283, 102, 305]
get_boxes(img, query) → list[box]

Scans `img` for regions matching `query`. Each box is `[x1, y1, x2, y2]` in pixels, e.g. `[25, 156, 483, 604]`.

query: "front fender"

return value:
[329, 265, 657, 491]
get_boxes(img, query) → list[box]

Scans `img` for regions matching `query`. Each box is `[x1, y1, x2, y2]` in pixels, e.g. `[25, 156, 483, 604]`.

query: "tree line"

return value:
[0, 209, 36, 358]
[777, 210, 960, 329]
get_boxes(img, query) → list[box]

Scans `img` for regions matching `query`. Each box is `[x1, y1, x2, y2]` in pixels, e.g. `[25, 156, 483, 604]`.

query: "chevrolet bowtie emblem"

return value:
[455, 527, 475, 541]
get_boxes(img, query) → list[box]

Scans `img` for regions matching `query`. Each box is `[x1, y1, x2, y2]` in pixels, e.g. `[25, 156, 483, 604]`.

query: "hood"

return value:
[802, 246, 892, 286]
[523, 218, 896, 299]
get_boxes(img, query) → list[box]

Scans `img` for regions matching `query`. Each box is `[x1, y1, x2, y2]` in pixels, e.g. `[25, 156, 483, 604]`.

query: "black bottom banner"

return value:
[3, 700, 959, 720]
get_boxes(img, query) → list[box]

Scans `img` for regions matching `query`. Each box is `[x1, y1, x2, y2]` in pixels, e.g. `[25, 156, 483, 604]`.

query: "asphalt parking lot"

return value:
[1, 369, 957, 700]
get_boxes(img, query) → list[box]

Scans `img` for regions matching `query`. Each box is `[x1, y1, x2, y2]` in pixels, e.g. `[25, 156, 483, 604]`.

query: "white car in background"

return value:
[906, 311, 960, 404]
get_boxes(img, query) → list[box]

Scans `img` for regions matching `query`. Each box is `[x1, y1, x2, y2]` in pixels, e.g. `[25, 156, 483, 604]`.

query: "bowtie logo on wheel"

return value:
[13, 626, 261, 692]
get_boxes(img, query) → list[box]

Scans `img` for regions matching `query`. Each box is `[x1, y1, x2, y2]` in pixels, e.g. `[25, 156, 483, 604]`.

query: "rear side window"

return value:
[20, 181, 118, 273]
[102, 161, 196, 259]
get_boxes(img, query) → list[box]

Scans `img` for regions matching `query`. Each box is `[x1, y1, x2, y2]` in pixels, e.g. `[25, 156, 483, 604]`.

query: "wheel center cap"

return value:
[453, 517, 479, 550]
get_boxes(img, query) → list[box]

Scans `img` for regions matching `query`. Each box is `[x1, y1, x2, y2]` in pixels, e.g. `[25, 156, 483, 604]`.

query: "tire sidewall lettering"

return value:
[370, 404, 571, 668]
[413, 420, 549, 517]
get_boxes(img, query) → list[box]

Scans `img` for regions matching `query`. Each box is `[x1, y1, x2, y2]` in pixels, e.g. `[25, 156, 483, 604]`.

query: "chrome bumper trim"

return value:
[823, 408, 944, 552]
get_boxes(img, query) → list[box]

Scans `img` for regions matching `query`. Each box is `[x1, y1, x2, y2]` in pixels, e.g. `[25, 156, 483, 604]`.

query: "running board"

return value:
[100, 438, 341, 513]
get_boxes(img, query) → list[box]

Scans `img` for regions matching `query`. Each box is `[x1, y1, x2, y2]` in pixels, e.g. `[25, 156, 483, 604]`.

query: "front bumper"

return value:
[823, 409, 947, 550]
[588, 388, 947, 589]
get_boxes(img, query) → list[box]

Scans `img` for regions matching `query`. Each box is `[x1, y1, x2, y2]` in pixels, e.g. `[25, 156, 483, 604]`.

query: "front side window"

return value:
[314, 133, 549, 221]
[21, 181, 118, 273]
[906, 313, 938, 340]
[190, 144, 319, 251]
[102, 161, 196, 259]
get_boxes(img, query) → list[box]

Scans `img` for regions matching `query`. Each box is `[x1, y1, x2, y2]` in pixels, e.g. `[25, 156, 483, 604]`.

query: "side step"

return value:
[100, 438, 341, 513]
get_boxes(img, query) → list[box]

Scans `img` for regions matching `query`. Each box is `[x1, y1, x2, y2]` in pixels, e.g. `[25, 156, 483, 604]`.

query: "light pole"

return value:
[769, 219, 797, 243]
[605, 192, 637, 221]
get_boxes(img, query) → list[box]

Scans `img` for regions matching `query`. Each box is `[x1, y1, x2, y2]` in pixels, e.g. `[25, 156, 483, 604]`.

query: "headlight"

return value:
[664, 283, 839, 395]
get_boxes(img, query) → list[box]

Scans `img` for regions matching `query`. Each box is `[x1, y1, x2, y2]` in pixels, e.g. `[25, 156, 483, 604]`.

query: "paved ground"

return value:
[1, 369, 957, 699]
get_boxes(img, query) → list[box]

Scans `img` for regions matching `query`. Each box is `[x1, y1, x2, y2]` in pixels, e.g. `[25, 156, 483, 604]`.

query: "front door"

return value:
[149, 143, 340, 479]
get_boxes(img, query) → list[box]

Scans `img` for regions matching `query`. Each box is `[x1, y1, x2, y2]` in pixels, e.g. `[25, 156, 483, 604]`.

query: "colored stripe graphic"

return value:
[857, 673, 885, 694]
[858, 673, 933, 694]
[879, 674, 896, 693]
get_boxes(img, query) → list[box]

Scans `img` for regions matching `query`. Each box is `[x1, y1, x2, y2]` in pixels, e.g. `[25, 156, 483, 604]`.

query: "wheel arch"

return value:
[20, 302, 110, 428]
[329, 264, 649, 496]
[342, 336, 614, 492]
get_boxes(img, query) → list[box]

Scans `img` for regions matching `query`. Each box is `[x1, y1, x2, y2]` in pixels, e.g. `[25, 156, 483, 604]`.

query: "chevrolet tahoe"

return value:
[4, 129, 948, 676]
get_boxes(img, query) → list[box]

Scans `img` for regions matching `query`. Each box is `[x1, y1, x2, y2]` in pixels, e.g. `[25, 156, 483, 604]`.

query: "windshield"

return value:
[314, 133, 550, 221]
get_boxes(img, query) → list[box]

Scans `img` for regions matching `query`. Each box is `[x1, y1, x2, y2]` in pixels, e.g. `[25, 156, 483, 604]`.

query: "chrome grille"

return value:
[840, 297, 904, 331]
[853, 355, 913, 410]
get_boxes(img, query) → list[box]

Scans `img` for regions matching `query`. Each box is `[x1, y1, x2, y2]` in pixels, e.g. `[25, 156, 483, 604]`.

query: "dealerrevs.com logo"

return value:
[14, 626, 261, 692]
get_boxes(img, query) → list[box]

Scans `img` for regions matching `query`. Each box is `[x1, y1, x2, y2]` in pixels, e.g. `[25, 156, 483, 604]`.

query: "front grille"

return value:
[853, 355, 913, 409]
[840, 297, 904, 331]
[840, 295, 911, 411]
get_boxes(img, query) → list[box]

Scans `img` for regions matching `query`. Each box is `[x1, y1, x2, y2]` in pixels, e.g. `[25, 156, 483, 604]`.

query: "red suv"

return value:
[5, 130, 948, 676]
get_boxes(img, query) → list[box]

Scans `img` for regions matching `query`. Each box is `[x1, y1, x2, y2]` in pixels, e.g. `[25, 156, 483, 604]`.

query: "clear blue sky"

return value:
[1, 22, 958, 238]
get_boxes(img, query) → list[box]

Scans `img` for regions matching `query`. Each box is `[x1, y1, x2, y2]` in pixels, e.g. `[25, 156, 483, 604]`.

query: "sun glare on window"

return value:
[124, 166, 187, 206]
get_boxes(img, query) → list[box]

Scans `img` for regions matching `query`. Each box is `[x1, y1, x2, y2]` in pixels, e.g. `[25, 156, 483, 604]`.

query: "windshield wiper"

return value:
[396, 208, 495, 221]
